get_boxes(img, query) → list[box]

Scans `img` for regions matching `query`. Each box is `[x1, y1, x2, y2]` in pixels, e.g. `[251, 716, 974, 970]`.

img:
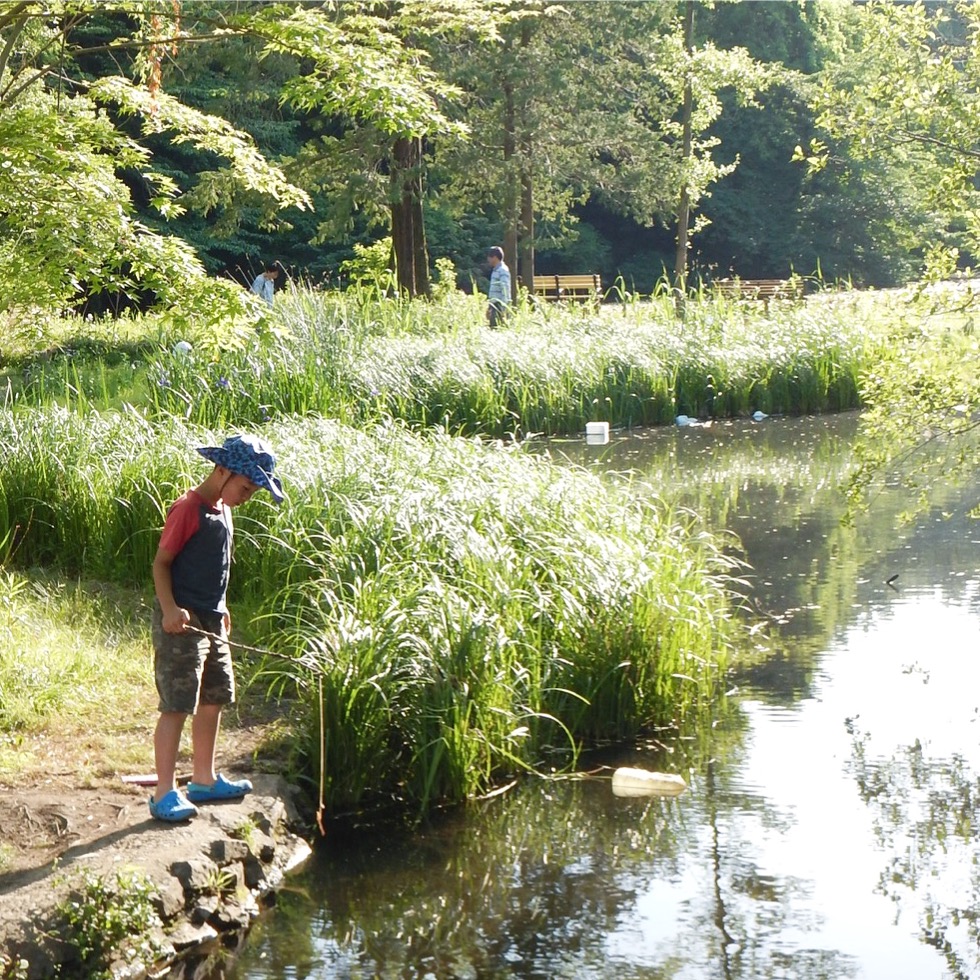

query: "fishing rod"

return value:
[183, 624, 331, 835]
[183, 624, 333, 678]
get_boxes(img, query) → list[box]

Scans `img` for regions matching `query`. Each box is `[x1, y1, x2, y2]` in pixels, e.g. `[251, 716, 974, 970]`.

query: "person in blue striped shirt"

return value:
[486, 246, 511, 328]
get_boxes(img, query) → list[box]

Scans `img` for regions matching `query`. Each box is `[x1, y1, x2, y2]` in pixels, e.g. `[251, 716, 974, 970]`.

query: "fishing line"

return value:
[185, 624, 330, 836]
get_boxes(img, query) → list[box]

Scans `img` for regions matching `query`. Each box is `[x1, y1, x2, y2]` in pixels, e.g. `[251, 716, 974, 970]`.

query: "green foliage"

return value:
[231, 816, 259, 851]
[0, 1, 487, 315]
[2, 288, 875, 436]
[339, 238, 397, 293]
[432, 1, 775, 267]
[0, 2, 313, 315]
[1, 0, 958, 312]
[687, 0, 941, 287]
[0, 89, 188, 312]
[805, 1, 980, 278]
[431, 256, 459, 297]
[90, 75, 312, 220]
[843, 282, 980, 517]
[148, 288, 872, 434]
[255, 3, 469, 138]
[53, 866, 163, 980]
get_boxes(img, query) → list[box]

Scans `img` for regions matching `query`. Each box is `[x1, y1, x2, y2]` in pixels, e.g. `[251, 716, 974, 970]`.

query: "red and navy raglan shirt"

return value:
[159, 490, 234, 615]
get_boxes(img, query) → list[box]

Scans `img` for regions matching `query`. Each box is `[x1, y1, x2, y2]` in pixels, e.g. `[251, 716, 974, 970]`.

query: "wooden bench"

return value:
[711, 278, 804, 308]
[532, 273, 602, 303]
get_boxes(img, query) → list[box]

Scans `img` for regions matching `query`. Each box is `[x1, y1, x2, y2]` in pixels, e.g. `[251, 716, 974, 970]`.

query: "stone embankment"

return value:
[0, 775, 313, 979]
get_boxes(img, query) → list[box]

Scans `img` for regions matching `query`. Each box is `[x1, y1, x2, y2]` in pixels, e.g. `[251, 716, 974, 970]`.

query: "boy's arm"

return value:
[153, 547, 190, 634]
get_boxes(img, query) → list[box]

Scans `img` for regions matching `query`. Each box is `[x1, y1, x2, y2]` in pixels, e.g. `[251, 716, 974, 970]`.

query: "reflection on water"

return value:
[219, 414, 980, 980]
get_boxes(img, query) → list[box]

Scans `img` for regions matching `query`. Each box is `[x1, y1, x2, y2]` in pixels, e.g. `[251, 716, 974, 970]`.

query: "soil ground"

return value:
[0, 711, 291, 882]
[0, 701, 312, 980]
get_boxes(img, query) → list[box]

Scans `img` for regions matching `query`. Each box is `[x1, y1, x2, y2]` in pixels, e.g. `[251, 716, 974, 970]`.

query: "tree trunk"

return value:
[410, 145, 428, 295]
[390, 135, 430, 298]
[516, 19, 534, 296]
[673, 0, 695, 319]
[502, 78, 519, 301]
[518, 162, 534, 296]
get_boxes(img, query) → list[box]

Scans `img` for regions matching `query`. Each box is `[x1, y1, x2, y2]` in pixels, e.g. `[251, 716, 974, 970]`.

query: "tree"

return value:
[0, 1, 314, 320]
[803, 0, 980, 277]
[0, 1, 477, 315]
[800, 1, 980, 504]
[691, 0, 940, 287]
[253, 1, 485, 298]
[430, 1, 772, 300]
[432, 3, 628, 292]
[674, 0, 695, 314]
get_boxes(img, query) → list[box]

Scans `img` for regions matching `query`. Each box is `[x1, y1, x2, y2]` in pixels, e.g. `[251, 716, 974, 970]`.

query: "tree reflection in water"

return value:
[850, 733, 980, 979]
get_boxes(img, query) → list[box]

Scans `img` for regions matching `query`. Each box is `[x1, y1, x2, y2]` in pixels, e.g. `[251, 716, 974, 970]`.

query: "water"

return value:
[218, 413, 980, 980]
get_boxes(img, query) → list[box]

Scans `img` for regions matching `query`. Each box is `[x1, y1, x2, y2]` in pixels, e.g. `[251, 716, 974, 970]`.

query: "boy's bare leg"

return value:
[153, 712, 187, 802]
[191, 703, 222, 787]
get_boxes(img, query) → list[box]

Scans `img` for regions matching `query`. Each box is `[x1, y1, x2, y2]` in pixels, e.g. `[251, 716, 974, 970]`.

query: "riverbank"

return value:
[0, 720, 313, 979]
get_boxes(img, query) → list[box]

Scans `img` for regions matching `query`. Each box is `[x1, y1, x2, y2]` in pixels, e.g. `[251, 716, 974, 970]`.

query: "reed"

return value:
[0, 284, 884, 816]
[5, 288, 878, 437]
[0, 406, 741, 816]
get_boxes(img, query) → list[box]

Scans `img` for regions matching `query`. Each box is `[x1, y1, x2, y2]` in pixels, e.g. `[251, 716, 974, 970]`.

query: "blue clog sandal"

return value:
[185, 773, 253, 804]
[148, 789, 198, 823]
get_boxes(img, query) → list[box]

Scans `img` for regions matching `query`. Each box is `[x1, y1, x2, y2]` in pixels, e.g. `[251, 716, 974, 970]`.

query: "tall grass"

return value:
[0, 406, 742, 816]
[0, 283, 887, 818]
[146, 292, 874, 434]
[5, 287, 880, 437]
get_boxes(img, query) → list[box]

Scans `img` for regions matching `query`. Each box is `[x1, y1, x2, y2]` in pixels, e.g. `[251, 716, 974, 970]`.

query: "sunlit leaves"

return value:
[0, 0, 480, 316]
[91, 74, 312, 211]
[845, 285, 980, 517]
[809, 1, 980, 265]
[251, 4, 466, 138]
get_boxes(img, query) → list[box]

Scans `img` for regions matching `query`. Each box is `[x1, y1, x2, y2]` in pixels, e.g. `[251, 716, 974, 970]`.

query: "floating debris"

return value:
[611, 767, 687, 798]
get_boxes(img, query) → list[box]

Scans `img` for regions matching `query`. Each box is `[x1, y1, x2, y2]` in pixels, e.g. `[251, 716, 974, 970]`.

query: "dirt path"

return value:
[0, 720, 285, 881]
[0, 718, 313, 978]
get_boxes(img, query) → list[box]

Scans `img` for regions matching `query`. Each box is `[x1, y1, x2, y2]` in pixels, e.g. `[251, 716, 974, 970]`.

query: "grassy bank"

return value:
[0, 406, 741, 817]
[0, 570, 146, 744]
[3, 286, 880, 437]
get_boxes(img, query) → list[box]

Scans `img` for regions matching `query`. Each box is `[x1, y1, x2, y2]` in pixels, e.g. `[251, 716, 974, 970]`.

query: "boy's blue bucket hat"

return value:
[197, 434, 284, 504]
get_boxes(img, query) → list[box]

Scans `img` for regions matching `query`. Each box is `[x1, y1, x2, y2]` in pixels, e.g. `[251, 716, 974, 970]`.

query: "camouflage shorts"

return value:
[152, 603, 236, 715]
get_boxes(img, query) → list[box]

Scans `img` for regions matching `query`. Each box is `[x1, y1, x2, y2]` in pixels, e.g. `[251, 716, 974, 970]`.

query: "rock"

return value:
[152, 876, 188, 921]
[209, 838, 249, 865]
[168, 920, 218, 952]
[251, 830, 278, 864]
[190, 895, 219, 925]
[283, 839, 312, 874]
[170, 856, 220, 894]
[243, 852, 268, 891]
[209, 898, 254, 932]
[0, 775, 312, 979]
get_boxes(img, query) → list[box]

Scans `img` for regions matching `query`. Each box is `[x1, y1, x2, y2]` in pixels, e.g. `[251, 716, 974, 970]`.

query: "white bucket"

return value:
[611, 766, 687, 798]
[585, 421, 609, 438]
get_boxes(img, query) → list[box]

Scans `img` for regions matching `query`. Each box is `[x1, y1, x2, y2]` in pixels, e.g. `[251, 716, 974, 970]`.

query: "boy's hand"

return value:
[162, 606, 190, 634]
[222, 611, 231, 637]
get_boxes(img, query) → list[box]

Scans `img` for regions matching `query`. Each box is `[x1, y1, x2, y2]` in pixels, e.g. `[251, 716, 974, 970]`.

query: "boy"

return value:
[149, 434, 284, 822]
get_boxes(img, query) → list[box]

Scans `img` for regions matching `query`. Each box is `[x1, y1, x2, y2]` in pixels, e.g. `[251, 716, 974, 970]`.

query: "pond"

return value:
[213, 413, 980, 980]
